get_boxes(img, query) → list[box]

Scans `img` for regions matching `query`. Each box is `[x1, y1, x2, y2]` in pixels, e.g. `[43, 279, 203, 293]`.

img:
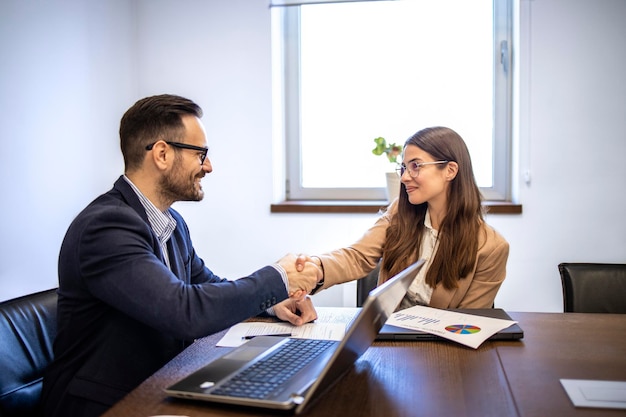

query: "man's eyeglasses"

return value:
[146, 141, 209, 165]
[396, 160, 449, 178]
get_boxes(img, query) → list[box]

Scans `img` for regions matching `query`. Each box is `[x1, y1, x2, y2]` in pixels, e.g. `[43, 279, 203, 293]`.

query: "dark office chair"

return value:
[356, 263, 380, 307]
[558, 263, 626, 313]
[0, 288, 58, 417]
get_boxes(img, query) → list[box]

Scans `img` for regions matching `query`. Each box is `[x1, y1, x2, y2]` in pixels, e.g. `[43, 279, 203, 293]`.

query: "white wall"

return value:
[0, 0, 136, 298]
[1, 0, 624, 312]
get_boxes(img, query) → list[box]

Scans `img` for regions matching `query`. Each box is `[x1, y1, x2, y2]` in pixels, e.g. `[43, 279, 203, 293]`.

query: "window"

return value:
[272, 0, 513, 201]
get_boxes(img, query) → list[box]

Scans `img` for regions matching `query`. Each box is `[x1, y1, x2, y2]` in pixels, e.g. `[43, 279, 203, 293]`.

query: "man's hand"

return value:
[273, 296, 317, 326]
[295, 255, 323, 296]
[296, 253, 312, 272]
[277, 253, 322, 298]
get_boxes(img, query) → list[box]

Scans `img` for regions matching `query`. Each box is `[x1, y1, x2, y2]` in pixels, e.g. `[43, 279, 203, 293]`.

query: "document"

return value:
[560, 379, 626, 410]
[385, 305, 517, 349]
[217, 307, 359, 347]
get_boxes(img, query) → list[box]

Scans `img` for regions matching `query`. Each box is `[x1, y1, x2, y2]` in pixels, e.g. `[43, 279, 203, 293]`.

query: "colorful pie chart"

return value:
[445, 324, 481, 334]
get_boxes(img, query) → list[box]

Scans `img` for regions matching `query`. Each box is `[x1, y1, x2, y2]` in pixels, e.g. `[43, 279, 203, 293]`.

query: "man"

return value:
[40, 94, 320, 417]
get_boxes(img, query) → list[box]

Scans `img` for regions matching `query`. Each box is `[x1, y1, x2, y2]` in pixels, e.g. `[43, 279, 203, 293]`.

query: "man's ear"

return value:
[148, 141, 171, 171]
[446, 161, 459, 181]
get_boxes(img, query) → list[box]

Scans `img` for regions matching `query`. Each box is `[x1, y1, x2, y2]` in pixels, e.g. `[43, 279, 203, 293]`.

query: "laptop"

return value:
[376, 308, 524, 341]
[165, 260, 424, 414]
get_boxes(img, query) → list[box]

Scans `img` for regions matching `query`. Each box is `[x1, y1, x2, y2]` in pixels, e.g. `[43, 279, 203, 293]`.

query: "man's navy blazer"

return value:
[41, 176, 288, 417]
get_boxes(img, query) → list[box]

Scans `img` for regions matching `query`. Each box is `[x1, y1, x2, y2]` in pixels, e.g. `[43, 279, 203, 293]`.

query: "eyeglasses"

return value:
[396, 160, 449, 178]
[146, 141, 209, 165]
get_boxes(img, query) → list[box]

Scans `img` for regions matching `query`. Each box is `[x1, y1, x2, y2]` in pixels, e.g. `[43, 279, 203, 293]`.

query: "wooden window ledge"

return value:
[271, 200, 522, 214]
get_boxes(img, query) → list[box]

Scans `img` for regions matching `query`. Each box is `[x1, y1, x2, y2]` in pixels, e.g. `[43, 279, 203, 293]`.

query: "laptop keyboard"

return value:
[211, 338, 335, 400]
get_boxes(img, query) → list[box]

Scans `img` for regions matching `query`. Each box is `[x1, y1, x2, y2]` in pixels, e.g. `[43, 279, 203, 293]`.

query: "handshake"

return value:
[277, 253, 323, 299]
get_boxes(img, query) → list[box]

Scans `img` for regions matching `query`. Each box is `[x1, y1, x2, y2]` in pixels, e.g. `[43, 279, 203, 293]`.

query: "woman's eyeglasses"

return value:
[396, 160, 448, 178]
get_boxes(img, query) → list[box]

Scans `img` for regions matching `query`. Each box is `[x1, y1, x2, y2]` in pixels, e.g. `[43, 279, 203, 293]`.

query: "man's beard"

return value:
[159, 163, 204, 204]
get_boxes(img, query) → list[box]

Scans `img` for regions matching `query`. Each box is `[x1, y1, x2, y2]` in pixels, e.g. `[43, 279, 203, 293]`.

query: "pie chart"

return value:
[445, 324, 481, 334]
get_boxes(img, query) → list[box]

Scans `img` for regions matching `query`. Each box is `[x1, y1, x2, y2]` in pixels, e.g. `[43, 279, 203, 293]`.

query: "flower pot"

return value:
[385, 171, 400, 202]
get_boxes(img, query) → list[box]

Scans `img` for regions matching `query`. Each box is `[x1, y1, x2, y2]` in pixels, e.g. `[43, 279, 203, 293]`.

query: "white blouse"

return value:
[398, 209, 439, 309]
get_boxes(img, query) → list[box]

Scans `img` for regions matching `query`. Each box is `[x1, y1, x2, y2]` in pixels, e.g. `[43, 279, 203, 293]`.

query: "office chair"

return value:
[558, 263, 626, 313]
[356, 263, 380, 307]
[0, 288, 58, 417]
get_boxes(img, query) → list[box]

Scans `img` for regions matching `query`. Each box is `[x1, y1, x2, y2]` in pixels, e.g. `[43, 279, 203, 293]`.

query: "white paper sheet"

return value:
[216, 307, 359, 347]
[385, 305, 517, 349]
[560, 379, 626, 410]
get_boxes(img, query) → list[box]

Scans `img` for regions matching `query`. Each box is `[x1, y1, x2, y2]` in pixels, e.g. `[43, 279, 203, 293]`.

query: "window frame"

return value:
[274, 0, 513, 202]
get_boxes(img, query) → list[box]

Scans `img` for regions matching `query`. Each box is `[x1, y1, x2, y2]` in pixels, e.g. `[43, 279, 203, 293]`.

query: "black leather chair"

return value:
[558, 263, 626, 313]
[0, 289, 58, 417]
[356, 263, 380, 307]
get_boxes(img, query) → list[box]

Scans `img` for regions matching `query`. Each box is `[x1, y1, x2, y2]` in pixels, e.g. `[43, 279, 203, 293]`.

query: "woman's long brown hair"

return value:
[381, 127, 485, 290]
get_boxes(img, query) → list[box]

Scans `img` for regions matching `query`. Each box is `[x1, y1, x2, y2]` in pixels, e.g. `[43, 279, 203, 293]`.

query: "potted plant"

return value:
[372, 137, 402, 201]
[372, 137, 402, 164]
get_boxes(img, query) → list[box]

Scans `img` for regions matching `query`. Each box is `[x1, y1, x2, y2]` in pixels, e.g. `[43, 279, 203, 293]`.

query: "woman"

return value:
[307, 126, 509, 309]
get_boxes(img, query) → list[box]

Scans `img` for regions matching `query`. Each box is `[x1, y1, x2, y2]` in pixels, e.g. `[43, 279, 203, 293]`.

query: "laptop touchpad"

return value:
[223, 347, 270, 362]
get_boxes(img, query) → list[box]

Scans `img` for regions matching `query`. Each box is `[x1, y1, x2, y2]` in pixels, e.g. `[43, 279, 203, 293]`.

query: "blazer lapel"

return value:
[429, 274, 473, 309]
[429, 285, 457, 309]
[112, 176, 175, 273]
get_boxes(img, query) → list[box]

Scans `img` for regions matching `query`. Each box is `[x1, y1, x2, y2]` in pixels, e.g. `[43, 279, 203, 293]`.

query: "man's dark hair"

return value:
[120, 94, 203, 172]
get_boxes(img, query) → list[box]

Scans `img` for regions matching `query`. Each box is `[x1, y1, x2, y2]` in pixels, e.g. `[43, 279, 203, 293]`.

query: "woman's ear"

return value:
[446, 161, 459, 181]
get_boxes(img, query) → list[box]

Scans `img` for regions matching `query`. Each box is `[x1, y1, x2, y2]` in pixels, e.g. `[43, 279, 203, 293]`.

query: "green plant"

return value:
[372, 137, 402, 164]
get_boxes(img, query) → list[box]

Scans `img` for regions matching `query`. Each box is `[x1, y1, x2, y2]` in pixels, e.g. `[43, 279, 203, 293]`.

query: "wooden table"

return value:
[102, 312, 626, 417]
[496, 313, 626, 417]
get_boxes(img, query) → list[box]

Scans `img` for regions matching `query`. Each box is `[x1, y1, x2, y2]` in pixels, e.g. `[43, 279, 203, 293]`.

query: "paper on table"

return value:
[315, 307, 361, 325]
[216, 307, 360, 347]
[561, 379, 626, 410]
[385, 305, 517, 349]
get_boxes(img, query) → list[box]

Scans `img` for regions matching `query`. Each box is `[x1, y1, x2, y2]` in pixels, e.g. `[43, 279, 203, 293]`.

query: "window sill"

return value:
[270, 200, 522, 214]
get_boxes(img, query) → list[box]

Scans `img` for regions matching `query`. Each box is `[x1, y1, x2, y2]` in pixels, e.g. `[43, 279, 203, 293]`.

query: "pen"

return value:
[242, 333, 292, 340]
